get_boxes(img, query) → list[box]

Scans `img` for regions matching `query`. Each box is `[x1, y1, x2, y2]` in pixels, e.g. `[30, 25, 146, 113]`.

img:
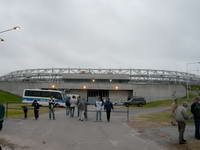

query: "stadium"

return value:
[0, 68, 200, 103]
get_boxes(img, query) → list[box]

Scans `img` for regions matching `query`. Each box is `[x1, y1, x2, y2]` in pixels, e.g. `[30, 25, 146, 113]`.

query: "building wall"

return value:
[133, 84, 185, 102]
[69, 89, 87, 99]
[0, 81, 186, 102]
[109, 90, 131, 102]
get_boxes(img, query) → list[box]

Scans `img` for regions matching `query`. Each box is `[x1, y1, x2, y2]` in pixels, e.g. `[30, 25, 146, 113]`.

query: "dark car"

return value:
[123, 97, 146, 107]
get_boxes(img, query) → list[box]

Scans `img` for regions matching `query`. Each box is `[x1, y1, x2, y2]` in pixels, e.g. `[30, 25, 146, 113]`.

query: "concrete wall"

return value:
[133, 84, 185, 102]
[0, 81, 186, 102]
[109, 90, 131, 102]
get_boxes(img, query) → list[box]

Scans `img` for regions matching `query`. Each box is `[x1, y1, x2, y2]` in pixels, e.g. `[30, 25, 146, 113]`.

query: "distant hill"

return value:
[0, 90, 22, 103]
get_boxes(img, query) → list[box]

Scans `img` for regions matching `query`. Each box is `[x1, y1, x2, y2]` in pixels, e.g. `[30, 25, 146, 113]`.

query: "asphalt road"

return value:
[0, 109, 165, 150]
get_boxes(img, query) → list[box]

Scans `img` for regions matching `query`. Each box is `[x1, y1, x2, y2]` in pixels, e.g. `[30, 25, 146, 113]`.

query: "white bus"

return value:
[22, 89, 66, 106]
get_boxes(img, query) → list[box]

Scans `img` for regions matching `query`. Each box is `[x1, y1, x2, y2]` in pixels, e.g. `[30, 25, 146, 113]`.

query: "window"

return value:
[24, 90, 62, 99]
[87, 90, 109, 97]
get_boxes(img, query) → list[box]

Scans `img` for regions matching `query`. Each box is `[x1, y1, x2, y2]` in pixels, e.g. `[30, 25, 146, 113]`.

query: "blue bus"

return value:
[22, 89, 66, 106]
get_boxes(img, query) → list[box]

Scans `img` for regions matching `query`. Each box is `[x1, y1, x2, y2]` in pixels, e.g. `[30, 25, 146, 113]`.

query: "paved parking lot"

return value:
[0, 109, 164, 150]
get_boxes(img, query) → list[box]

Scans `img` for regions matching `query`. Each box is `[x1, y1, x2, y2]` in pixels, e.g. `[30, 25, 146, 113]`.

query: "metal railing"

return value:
[0, 68, 200, 84]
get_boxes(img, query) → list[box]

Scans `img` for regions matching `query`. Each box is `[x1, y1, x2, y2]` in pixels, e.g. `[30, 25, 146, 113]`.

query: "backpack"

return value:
[65, 99, 70, 106]
[194, 103, 200, 118]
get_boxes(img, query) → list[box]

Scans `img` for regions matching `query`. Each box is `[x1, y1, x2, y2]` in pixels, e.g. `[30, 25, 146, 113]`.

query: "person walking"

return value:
[171, 99, 178, 126]
[0, 104, 5, 131]
[104, 97, 114, 122]
[69, 95, 77, 118]
[22, 105, 28, 119]
[77, 96, 81, 117]
[65, 96, 70, 116]
[32, 100, 40, 120]
[49, 97, 56, 120]
[95, 97, 103, 121]
[175, 103, 189, 144]
[84, 100, 88, 120]
[191, 96, 200, 140]
[78, 97, 86, 121]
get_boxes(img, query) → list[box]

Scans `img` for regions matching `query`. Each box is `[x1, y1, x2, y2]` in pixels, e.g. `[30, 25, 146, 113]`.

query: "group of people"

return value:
[65, 96, 114, 122]
[30, 96, 57, 120]
[0, 96, 114, 131]
[95, 97, 114, 122]
[172, 96, 200, 144]
[65, 95, 88, 121]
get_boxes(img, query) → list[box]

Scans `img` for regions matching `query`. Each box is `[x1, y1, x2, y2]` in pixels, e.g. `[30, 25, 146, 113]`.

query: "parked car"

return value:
[123, 97, 146, 107]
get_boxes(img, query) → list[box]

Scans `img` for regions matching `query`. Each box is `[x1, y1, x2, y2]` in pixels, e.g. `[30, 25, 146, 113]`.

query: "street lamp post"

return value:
[0, 26, 21, 34]
[0, 38, 4, 42]
[0, 26, 21, 42]
[186, 61, 200, 100]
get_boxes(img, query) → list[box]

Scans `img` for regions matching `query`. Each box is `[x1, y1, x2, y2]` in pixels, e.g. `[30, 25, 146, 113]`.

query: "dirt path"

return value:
[128, 109, 200, 150]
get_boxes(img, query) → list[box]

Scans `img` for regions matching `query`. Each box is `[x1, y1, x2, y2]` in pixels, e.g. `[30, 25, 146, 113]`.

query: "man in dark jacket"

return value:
[0, 104, 5, 131]
[191, 96, 200, 140]
[32, 100, 40, 120]
[22, 105, 28, 119]
[65, 96, 70, 116]
[104, 97, 114, 122]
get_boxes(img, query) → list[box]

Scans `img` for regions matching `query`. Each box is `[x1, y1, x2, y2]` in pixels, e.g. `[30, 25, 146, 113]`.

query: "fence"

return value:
[3, 102, 131, 121]
[4, 102, 49, 119]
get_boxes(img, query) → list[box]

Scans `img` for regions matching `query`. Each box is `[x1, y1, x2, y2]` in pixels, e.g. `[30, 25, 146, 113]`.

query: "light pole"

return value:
[0, 26, 21, 34]
[186, 61, 200, 100]
[0, 38, 4, 42]
[0, 26, 21, 42]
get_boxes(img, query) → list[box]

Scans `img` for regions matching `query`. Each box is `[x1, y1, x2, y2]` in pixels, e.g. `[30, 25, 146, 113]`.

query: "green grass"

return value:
[7, 105, 50, 118]
[136, 109, 194, 127]
[139, 110, 171, 123]
[0, 90, 22, 103]
[126, 99, 175, 109]
[0, 90, 50, 118]
[133, 93, 197, 126]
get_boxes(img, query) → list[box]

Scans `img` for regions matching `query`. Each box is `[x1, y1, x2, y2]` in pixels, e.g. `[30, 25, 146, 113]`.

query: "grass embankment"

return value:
[128, 92, 197, 109]
[0, 90, 21, 103]
[0, 90, 49, 118]
[7, 103, 50, 118]
[127, 99, 177, 109]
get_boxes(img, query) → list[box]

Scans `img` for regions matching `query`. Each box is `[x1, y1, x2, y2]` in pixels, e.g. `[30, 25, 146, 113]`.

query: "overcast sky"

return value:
[0, 0, 200, 76]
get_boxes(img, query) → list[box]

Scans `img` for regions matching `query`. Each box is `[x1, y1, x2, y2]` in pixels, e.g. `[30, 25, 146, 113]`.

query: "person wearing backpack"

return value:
[32, 100, 40, 120]
[69, 95, 77, 118]
[191, 96, 200, 140]
[175, 103, 189, 144]
[49, 97, 56, 120]
[65, 96, 70, 116]
[78, 97, 86, 121]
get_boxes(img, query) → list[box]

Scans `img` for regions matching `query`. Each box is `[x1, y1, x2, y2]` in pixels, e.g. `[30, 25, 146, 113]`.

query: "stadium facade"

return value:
[0, 68, 200, 103]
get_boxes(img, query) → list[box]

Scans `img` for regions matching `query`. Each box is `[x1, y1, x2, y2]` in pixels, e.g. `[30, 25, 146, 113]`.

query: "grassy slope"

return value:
[132, 93, 197, 127]
[0, 90, 22, 103]
[128, 92, 197, 109]
[0, 90, 51, 118]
